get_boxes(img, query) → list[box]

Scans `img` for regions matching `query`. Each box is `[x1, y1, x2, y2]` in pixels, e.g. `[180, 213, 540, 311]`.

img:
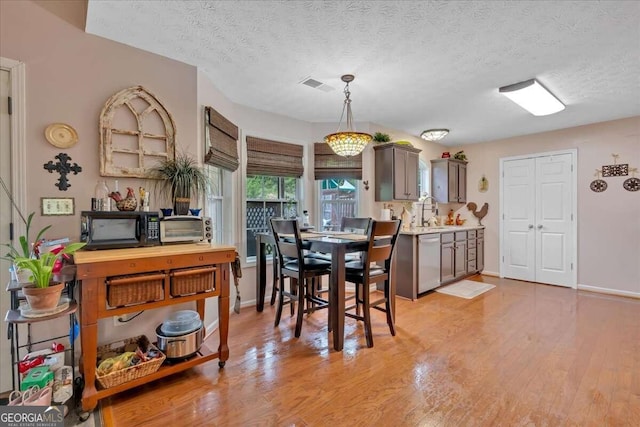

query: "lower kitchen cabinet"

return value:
[396, 227, 485, 300]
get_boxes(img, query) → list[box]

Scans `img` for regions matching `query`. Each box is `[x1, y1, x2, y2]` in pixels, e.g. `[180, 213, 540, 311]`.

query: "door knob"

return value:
[528, 224, 534, 229]
[537, 224, 543, 229]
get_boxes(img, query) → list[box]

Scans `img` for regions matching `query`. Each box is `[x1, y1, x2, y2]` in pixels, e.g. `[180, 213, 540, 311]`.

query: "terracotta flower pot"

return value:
[22, 282, 64, 311]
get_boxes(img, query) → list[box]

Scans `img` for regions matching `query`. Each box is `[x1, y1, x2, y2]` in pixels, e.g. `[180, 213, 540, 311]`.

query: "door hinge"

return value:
[571, 164, 573, 172]
[502, 256, 504, 262]
[9, 222, 14, 241]
[571, 263, 573, 271]
[571, 213, 573, 221]
[8, 96, 12, 115]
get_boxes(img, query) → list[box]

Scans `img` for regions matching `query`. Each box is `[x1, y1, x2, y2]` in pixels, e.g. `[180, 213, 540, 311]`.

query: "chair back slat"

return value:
[362, 220, 401, 267]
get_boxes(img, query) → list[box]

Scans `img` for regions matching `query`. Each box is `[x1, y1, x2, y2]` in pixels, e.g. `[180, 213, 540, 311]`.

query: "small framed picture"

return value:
[41, 197, 75, 216]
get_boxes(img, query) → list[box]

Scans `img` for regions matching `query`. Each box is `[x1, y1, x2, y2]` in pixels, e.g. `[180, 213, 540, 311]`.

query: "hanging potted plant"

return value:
[146, 151, 209, 215]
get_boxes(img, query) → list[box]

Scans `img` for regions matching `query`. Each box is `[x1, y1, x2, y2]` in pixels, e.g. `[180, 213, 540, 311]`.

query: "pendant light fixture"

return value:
[324, 74, 372, 157]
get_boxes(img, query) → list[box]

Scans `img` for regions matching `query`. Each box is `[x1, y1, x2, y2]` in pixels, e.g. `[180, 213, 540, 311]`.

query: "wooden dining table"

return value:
[254, 231, 396, 351]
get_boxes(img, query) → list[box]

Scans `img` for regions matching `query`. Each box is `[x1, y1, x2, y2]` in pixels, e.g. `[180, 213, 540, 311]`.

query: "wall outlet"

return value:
[112, 315, 125, 327]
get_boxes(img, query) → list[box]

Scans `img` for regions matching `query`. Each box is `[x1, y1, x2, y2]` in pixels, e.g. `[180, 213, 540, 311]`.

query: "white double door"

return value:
[501, 151, 576, 287]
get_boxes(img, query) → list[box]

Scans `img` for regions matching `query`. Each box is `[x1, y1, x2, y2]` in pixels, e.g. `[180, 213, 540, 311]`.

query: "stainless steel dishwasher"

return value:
[418, 234, 441, 293]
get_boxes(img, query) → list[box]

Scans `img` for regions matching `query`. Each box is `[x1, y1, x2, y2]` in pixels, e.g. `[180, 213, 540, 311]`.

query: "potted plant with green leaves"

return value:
[146, 151, 209, 215]
[373, 132, 391, 144]
[2, 212, 51, 283]
[13, 241, 86, 311]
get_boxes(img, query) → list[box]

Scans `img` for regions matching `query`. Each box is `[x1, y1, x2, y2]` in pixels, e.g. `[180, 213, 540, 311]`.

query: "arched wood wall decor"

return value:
[99, 86, 176, 177]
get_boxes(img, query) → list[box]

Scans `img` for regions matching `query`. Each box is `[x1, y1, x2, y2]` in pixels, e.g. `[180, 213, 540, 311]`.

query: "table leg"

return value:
[256, 235, 267, 312]
[79, 277, 98, 412]
[330, 245, 346, 351]
[217, 262, 230, 365]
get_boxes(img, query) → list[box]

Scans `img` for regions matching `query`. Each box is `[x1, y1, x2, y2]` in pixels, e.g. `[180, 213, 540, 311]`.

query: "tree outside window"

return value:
[246, 175, 298, 259]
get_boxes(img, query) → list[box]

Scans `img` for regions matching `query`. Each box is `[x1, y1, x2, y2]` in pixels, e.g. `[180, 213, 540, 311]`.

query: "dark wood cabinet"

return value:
[453, 231, 467, 279]
[440, 229, 484, 285]
[431, 158, 467, 203]
[374, 143, 421, 201]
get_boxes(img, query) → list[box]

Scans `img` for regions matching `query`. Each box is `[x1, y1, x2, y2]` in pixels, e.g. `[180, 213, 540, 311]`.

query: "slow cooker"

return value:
[156, 310, 204, 359]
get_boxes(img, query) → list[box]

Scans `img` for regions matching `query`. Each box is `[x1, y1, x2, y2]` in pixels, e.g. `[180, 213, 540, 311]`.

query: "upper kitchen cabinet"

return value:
[374, 143, 421, 201]
[431, 158, 467, 203]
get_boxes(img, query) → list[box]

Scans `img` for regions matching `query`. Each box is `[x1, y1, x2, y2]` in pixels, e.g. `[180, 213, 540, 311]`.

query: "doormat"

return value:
[436, 280, 495, 299]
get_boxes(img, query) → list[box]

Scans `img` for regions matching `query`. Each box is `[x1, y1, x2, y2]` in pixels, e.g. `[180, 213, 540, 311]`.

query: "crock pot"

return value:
[156, 323, 203, 359]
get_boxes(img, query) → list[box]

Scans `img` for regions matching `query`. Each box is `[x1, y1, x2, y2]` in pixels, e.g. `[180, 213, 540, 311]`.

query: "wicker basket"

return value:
[107, 272, 165, 307]
[95, 336, 165, 389]
[170, 266, 217, 297]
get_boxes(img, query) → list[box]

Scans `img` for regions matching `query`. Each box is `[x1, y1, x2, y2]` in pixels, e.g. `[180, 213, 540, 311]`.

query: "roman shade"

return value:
[246, 136, 304, 178]
[204, 106, 239, 172]
[313, 143, 362, 180]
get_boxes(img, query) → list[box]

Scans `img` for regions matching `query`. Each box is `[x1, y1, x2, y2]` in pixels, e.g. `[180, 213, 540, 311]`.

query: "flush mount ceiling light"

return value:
[324, 74, 372, 157]
[499, 78, 565, 116]
[420, 129, 449, 141]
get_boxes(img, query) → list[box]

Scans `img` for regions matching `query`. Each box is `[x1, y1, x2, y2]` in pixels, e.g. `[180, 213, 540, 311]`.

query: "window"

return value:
[419, 159, 430, 198]
[318, 179, 359, 231]
[205, 165, 225, 244]
[246, 175, 299, 258]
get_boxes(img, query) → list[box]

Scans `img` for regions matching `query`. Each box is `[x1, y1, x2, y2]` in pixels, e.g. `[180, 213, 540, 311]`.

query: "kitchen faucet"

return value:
[421, 195, 439, 226]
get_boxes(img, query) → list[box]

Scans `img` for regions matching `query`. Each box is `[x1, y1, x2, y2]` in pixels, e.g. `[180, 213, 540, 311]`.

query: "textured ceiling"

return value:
[85, 0, 640, 146]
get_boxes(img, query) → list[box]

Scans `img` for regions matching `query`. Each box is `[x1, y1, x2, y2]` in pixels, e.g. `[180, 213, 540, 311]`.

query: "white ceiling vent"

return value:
[300, 77, 334, 92]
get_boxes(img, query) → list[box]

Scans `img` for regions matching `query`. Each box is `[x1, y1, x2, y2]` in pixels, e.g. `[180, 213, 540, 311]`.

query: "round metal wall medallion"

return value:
[623, 177, 640, 192]
[590, 179, 607, 192]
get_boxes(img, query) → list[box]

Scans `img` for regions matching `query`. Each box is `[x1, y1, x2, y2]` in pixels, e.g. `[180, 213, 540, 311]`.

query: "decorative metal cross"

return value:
[43, 152, 82, 191]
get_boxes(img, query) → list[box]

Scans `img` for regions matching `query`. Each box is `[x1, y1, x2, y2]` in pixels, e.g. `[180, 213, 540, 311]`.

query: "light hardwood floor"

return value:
[101, 276, 639, 426]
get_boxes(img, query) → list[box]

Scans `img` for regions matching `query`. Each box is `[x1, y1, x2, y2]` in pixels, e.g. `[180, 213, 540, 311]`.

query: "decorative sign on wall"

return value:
[601, 154, 628, 177]
[43, 152, 82, 191]
[591, 154, 638, 193]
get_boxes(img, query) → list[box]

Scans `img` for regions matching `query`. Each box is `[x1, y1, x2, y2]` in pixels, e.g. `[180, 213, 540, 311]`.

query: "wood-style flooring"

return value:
[101, 276, 639, 426]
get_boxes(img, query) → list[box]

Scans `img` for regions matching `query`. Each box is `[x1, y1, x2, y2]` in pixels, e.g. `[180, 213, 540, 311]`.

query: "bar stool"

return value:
[270, 218, 332, 338]
[344, 219, 401, 347]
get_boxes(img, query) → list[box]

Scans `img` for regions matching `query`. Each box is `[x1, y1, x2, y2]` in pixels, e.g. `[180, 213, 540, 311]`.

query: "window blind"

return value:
[204, 106, 239, 172]
[313, 143, 362, 180]
[246, 136, 304, 178]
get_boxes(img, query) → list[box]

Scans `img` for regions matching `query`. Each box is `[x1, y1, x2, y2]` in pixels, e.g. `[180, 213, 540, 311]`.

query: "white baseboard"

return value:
[578, 284, 640, 299]
[480, 270, 500, 277]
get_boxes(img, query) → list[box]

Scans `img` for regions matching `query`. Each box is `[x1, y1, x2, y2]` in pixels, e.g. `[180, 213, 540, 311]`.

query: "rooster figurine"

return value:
[467, 202, 489, 225]
[110, 187, 138, 211]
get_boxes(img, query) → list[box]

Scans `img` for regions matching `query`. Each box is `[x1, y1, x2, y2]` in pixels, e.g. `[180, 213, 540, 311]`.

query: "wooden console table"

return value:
[73, 243, 236, 412]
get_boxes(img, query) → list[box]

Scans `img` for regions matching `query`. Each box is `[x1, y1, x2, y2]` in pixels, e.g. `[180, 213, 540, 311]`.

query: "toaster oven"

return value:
[159, 216, 212, 244]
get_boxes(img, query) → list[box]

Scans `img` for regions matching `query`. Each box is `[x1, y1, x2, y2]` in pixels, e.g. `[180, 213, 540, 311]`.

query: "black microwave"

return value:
[80, 211, 160, 250]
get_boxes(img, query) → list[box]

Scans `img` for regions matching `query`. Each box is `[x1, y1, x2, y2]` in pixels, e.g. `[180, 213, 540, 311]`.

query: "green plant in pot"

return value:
[147, 151, 209, 215]
[2, 212, 51, 283]
[13, 242, 86, 311]
[373, 132, 391, 144]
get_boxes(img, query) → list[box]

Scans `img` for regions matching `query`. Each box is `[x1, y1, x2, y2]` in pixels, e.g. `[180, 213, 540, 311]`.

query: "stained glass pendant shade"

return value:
[324, 74, 372, 157]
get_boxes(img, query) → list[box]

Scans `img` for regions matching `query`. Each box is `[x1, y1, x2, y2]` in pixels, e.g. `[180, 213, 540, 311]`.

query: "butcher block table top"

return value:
[73, 243, 236, 264]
